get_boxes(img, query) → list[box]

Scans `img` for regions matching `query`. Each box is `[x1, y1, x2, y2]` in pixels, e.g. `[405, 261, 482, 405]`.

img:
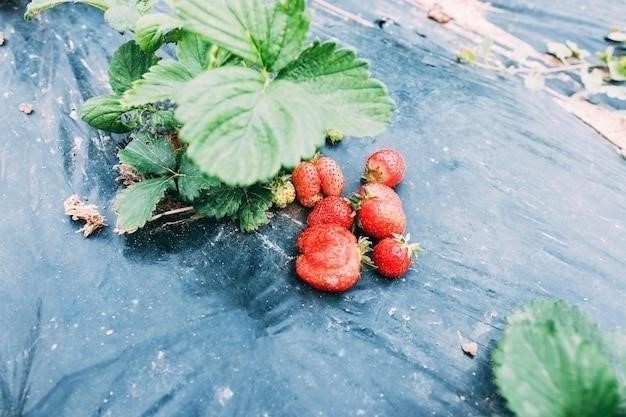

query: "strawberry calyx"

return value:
[358, 236, 376, 268]
[361, 166, 384, 183]
[392, 233, 424, 257]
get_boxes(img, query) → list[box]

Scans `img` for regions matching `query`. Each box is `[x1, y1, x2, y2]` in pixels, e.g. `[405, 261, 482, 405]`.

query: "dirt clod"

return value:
[64, 195, 107, 237]
[427, 4, 453, 24]
[461, 341, 478, 358]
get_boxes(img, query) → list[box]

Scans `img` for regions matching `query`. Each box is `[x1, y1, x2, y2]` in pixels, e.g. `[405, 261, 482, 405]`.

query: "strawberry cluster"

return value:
[290, 149, 423, 292]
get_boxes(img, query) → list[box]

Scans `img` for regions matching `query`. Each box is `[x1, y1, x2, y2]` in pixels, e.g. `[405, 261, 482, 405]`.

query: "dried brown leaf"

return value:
[64, 195, 107, 237]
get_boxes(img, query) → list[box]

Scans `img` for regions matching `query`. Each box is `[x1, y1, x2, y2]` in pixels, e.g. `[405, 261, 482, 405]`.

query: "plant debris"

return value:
[116, 163, 145, 186]
[64, 195, 107, 237]
[461, 341, 478, 357]
[18, 103, 34, 114]
[427, 4, 453, 24]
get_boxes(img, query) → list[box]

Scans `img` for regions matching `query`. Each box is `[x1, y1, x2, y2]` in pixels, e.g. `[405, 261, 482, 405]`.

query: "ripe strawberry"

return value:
[357, 198, 407, 240]
[363, 148, 406, 187]
[270, 175, 296, 208]
[372, 234, 423, 278]
[292, 161, 323, 207]
[307, 196, 355, 229]
[295, 224, 364, 292]
[350, 183, 406, 240]
[356, 183, 402, 207]
[314, 156, 345, 197]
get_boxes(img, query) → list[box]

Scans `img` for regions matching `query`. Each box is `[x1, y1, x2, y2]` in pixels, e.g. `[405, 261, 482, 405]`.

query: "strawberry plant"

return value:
[494, 299, 626, 417]
[25, 0, 395, 233]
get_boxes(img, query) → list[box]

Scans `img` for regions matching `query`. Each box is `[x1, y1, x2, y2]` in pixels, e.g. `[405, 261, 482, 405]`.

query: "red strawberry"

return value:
[350, 183, 406, 240]
[292, 161, 323, 207]
[372, 234, 423, 278]
[314, 156, 345, 196]
[363, 148, 406, 187]
[356, 183, 402, 206]
[357, 199, 406, 240]
[307, 196, 355, 229]
[295, 224, 364, 292]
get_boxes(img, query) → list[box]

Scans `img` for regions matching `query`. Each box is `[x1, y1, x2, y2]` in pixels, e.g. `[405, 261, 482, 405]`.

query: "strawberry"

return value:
[351, 183, 406, 240]
[372, 234, 423, 278]
[357, 198, 407, 240]
[314, 156, 345, 197]
[325, 128, 344, 145]
[270, 175, 296, 208]
[295, 224, 365, 292]
[307, 196, 355, 229]
[292, 161, 323, 207]
[363, 148, 406, 187]
[356, 183, 402, 206]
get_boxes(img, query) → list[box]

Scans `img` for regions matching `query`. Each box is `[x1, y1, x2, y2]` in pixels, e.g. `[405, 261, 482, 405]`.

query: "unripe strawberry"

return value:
[270, 175, 296, 208]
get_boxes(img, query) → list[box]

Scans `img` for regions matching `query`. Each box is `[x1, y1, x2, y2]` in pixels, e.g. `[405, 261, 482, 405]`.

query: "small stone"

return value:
[0, 32, 5, 46]
[17, 103, 33, 114]
[19, 103, 34, 114]
[462, 341, 478, 358]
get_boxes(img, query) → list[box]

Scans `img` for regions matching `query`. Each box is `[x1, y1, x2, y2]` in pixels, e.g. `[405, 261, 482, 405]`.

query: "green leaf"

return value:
[104, 4, 141, 32]
[81, 94, 132, 133]
[135, 13, 182, 52]
[193, 183, 272, 231]
[25, 0, 112, 19]
[114, 177, 174, 234]
[606, 31, 626, 43]
[109, 40, 159, 95]
[598, 47, 615, 64]
[476, 37, 493, 62]
[121, 59, 197, 107]
[564, 40, 589, 60]
[175, 66, 323, 186]
[546, 41, 572, 62]
[456, 48, 477, 64]
[135, 0, 156, 14]
[493, 299, 621, 417]
[237, 184, 272, 232]
[278, 41, 396, 136]
[118, 134, 176, 176]
[193, 184, 244, 220]
[169, 0, 310, 71]
[176, 30, 212, 72]
[149, 110, 180, 132]
[608, 57, 626, 82]
[177, 155, 221, 201]
[523, 73, 545, 91]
